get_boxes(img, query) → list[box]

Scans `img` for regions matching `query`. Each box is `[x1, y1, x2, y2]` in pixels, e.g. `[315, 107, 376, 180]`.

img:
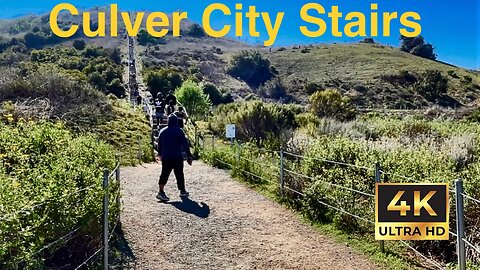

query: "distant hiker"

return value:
[156, 92, 164, 101]
[174, 106, 188, 129]
[154, 99, 165, 124]
[165, 91, 177, 106]
[156, 114, 193, 201]
[166, 100, 175, 116]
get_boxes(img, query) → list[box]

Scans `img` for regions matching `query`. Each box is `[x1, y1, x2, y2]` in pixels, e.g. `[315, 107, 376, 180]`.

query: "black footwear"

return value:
[156, 192, 170, 201]
[179, 191, 189, 197]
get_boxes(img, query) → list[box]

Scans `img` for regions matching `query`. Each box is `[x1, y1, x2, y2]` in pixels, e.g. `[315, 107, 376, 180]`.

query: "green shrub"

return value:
[145, 68, 183, 97]
[400, 35, 436, 60]
[447, 70, 459, 79]
[381, 70, 417, 86]
[209, 101, 301, 147]
[309, 89, 356, 121]
[0, 67, 111, 123]
[461, 75, 473, 85]
[137, 29, 167, 46]
[359, 37, 375, 44]
[0, 122, 117, 268]
[221, 92, 234, 104]
[72, 39, 86, 50]
[176, 80, 211, 119]
[258, 78, 290, 101]
[304, 82, 324, 95]
[414, 70, 448, 100]
[300, 48, 310, 53]
[185, 24, 205, 38]
[23, 32, 48, 49]
[202, 82, 223, 105]
[226, 50, 273, 87]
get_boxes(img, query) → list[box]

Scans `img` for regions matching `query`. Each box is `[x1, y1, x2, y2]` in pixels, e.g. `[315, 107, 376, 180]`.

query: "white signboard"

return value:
[226, 124, 236, 139]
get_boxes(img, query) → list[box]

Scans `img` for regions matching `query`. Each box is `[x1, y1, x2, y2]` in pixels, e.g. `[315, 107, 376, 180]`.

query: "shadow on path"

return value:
[166, 197, 210, 218]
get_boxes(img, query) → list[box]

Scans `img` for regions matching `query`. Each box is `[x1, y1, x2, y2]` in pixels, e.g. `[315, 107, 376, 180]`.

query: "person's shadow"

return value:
[167, 197, 210, 218]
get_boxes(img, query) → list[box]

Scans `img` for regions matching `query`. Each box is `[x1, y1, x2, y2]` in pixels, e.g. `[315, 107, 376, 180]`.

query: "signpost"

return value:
[226, 124, 236, 146]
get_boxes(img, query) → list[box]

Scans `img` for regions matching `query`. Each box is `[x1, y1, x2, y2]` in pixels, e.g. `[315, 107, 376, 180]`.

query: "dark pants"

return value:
[159, 160, 185, 192]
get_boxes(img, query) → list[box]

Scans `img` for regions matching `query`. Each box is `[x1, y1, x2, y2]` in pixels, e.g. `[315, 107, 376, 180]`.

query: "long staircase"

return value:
[126, 36, 198, 156]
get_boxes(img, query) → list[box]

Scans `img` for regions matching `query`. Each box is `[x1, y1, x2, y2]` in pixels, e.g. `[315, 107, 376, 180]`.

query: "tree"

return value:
[23, 32, 47, 49]
[186, 24, 205, 38]
[137, 29, 166, 45]
[145, 68, 183, 97]
[107, 78, 126, 97]
[109, 48, 122, 64]
[359, 37, 375, 44]
[400, 35, 436, 60]
[175, 80, 211, 119]
[202, 82, 223, 105]
[72, 39, 86, 50]
[226, 50, 273, 87]
[88, 72, 106, 91]
[309, 89, 356, 120]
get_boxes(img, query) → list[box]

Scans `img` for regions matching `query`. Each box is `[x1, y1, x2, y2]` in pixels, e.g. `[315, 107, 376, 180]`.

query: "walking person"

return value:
[166, 100, 175, 116]
[156, 114, 193, 201]
[174, 106, 188, 129]
[164, 90, 177, 106]
[154, 98, 165, 125]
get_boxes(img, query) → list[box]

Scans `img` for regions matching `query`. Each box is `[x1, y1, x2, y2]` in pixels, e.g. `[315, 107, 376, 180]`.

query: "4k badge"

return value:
[375, 183, 449, 240]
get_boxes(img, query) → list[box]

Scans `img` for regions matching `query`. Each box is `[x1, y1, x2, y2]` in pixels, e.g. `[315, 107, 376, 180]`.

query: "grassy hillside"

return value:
[0, 8, 125, 49]
[4, 11, 477, 109]
[267, 43, 480, 108]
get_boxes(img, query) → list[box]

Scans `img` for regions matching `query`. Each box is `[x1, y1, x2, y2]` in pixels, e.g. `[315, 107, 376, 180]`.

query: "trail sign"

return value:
[226, 124, 236, 139]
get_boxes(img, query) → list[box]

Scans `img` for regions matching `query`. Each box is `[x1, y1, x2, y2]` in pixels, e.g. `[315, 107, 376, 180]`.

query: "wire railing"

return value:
[0, 185, 96, 222]
[202, 140, 480, 269]
[1, 160, 122, 269]
[283, 168, 375, 198]
[284, 151, 374, 172]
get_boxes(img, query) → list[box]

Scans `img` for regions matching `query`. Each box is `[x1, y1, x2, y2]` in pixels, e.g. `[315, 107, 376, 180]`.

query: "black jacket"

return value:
[157, 114, 191, 161]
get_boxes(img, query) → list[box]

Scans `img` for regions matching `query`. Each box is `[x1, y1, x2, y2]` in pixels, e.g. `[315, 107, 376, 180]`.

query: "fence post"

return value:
[116, 156, 121, 210]
[375, 162, 385, 253]
[137, 135, 142, 163]
[280, 149, 284, 196]
[103, 170, 109, 270]
[236, 142, 241, 162]
[455, 179, 466, 270]
[194, 126, 198, 149]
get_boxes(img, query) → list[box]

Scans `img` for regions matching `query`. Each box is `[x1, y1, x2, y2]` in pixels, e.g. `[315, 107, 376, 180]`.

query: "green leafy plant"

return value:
[176, 80, 211, 120]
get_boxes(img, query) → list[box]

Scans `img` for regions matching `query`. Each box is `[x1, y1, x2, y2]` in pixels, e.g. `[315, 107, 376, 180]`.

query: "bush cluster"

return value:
[145, 68, 183, 98]
[400, 35, 436, 60]
[226, 50, 274, 87]
[175, 80, 211, 119]
[209, 101, 302, 148]
[0, 122, 118, 268]
[309, 89, 356, 121]
[29, 46, 125, 97]
[201, 82, 233, 105]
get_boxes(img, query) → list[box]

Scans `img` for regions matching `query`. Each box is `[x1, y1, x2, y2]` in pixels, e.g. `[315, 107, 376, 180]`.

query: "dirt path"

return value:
[120, 161, 381, 270]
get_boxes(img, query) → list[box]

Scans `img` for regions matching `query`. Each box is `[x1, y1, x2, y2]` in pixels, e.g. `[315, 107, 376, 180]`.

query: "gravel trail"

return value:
[120, 161, 381, 270]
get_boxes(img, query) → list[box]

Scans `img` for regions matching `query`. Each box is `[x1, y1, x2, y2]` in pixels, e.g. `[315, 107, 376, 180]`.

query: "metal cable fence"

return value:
[0, 160, 122, 269]
[201, 136, 480, 269]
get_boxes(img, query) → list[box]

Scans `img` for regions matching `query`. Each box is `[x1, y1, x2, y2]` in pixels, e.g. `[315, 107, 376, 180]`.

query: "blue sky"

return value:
[0, 0, 478, 69]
